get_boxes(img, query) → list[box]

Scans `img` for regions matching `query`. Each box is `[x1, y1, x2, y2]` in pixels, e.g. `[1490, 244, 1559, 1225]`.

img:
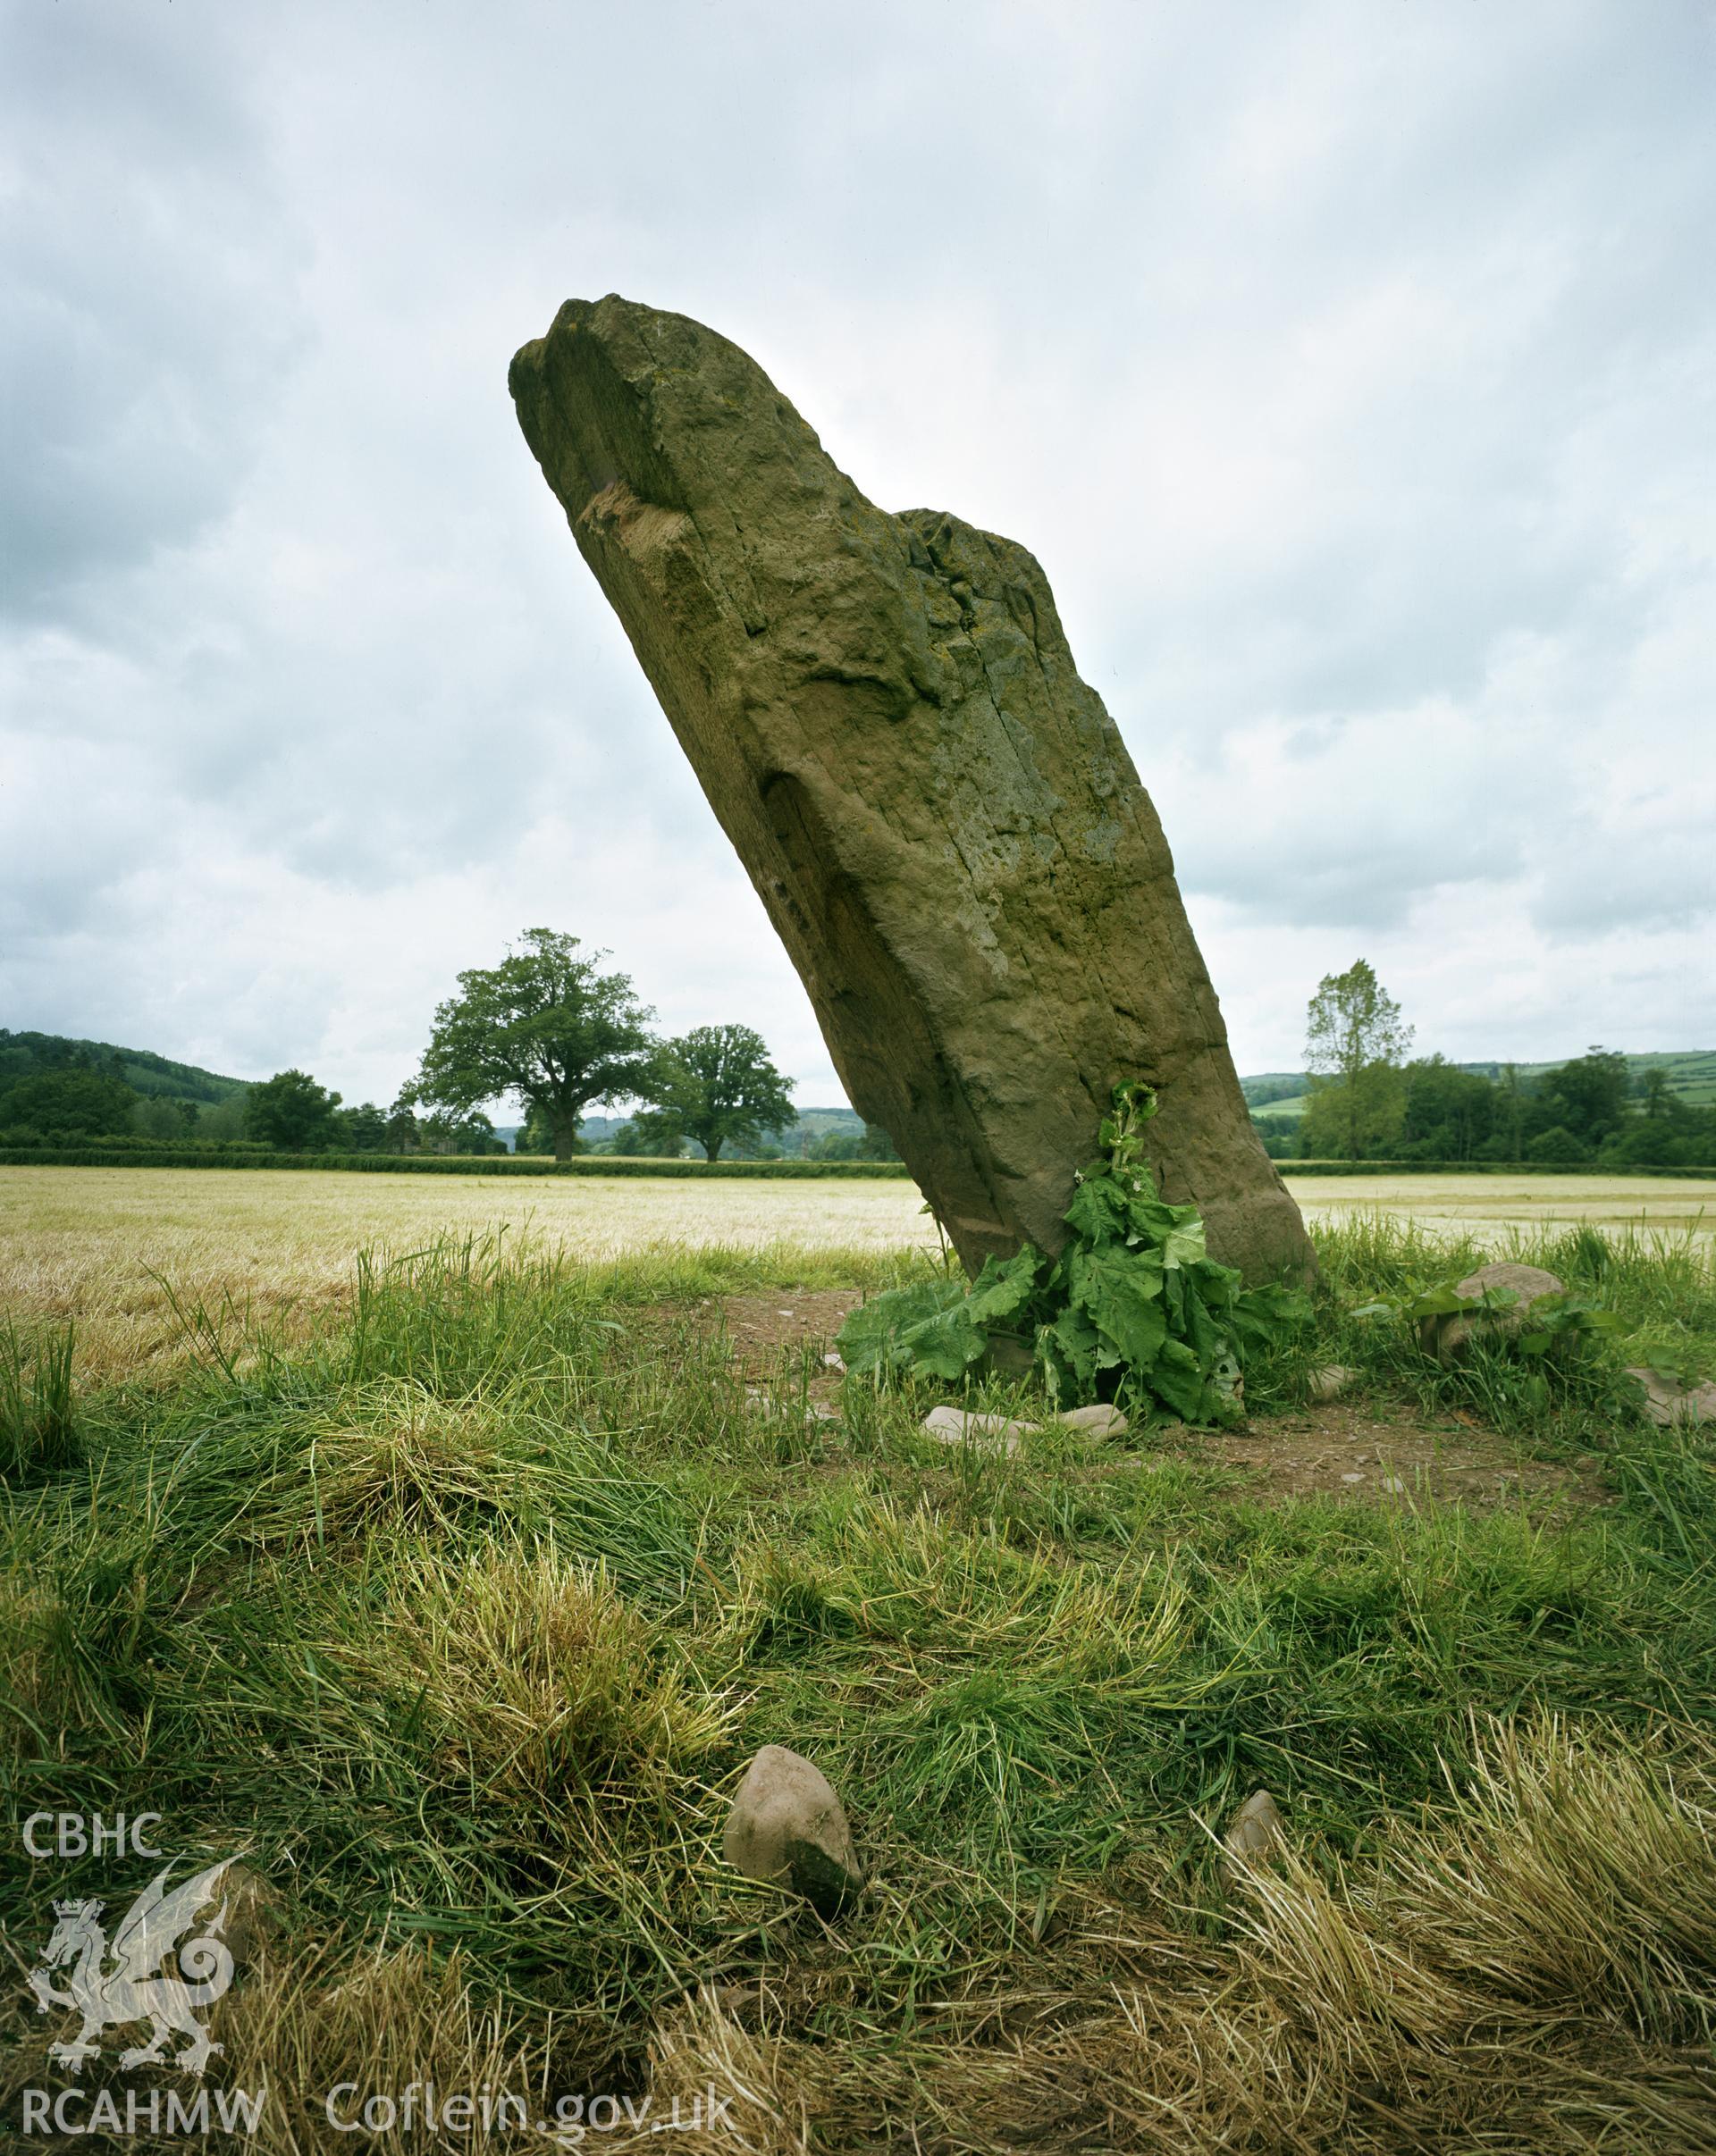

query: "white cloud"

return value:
[3, 0, 1712, 1100]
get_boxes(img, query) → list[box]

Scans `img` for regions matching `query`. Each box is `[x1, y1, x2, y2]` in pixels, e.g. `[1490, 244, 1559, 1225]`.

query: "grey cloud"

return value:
[1, 0, 1712, 1093]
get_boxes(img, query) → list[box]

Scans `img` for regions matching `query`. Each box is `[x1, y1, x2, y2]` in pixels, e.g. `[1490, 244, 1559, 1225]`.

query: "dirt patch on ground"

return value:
[1187, 1400, 1611, 1511]
[698, 1293, 1611, 1511]
[702, 1289, 862, 1373]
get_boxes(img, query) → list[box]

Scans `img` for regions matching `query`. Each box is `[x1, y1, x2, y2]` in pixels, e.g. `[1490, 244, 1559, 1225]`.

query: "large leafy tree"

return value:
[410, 929, 656, 1161]
[0, 1069, 136, 1137]
[1303, 960, 1413, 1160]
[1535, 1047, 1629, 1148]
[649, 1023, 795, 1162]
[244, 1070, 342, 1151]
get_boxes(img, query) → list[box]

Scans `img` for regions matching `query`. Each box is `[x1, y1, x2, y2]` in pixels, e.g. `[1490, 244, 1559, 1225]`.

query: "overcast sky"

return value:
[4, 1, 1712, 1112]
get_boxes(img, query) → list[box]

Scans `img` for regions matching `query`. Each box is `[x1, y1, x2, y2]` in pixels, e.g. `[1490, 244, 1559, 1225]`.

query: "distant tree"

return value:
[0, 1069, 137, 1138]
[409, 929, 656, 1162]
[1490, 1062, 1528, 1161]
[383, 1095, 420, 1154]
[648, 1024, 795, 1163]
[1639, 1068, 1675, 1120]
[1535, 1048, 1629, 1149]
[417, 1108, 505, 1155]
[1527, 1125, 1588, 1164]
[196, 1094, 250, 1144]
[1399, 1056, 1496, 1162]
[244, 1070, 342, 1151]
[805, 1120, 899, 1163]
[1303, 961, 1414, 1159]
[131, 1096, 199, 1142]
[608, 1108, 686, 1157]
[511, 1104, 553, 1154]
[334, 1102, 389, 1152]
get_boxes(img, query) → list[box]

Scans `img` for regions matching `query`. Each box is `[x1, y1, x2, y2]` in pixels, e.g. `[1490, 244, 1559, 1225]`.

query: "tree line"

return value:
[0, 936, 899, 1163]
[1254, 960, 1716, 1167]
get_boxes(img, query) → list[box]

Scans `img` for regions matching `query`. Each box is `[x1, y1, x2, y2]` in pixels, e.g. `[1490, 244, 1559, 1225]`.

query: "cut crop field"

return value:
[2, 1166, 1710, 1388]
[3, 1164, 1716, 2150]
[1287, 1170, 1716, 1243]
[0, 1167, 938, 1385]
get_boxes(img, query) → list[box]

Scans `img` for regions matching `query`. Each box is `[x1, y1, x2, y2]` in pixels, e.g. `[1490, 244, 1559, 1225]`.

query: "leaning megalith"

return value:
[510, 296, 1313, 1283]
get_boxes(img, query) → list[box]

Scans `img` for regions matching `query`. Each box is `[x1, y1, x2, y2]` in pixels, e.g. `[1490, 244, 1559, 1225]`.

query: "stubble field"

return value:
[2, 1165, 1710, 1387]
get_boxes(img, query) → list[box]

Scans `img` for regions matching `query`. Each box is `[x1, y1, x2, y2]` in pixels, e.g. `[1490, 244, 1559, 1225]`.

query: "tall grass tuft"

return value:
[0, 1320, 80, 1480]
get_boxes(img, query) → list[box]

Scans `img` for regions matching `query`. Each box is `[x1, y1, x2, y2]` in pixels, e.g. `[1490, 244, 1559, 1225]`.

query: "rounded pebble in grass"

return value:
[1222, 1791, 1285, 1877]
[1420, 1263, 1564, 1363]
[1056, 1403, 1129, 1439]
[723, 1746, 863, 1916]
[1381, 1475, 1406, 1493]
[921, 1405, 1029, 1455]
[1341, 1472, 1365, 1483]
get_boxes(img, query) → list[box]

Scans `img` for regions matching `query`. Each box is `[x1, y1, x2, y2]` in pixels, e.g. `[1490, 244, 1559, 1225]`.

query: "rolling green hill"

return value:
[0, 1028, 248, 1105]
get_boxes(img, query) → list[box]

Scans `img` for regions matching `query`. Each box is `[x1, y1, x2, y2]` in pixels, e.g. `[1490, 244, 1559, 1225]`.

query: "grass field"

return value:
[3, 1166, 1711, 1388]
[4, 1176, 1716, 2149]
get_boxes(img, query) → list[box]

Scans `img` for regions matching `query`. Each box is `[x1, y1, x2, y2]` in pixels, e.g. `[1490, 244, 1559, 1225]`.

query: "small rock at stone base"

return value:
[921, 1405, 1029, 1455]
[822, 1351, 845, 1371]
[1307, 1363, 1358, 1403]
[1055, 1403, 1129, 1439]
[1222, 1791, 1285, 1875]
[1625, 1366, 1716, 1427]
[722, 1745, 863, 1915]
[1419, 1263, 1565, 1363]
[984, 1334, 1037, 1380]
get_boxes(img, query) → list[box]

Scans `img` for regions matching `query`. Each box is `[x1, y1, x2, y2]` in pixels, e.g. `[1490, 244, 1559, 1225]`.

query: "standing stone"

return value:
[511, 296, 1314, 1283]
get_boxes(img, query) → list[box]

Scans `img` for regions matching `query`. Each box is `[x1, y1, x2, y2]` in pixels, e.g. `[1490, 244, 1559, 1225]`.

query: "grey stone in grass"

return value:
[723, 1745, 862, 1915]
[921, 1405, 1029, 1455]
[921, 1401, 1130, 1453]
[1307, 1363, 1358, 1402]
[1419, 1263, 1565, 1364]
[1056, 1403, 1129, 1439]
[1222, 1791, 1285, 1877]
[1625, 1366, 1716, 1427]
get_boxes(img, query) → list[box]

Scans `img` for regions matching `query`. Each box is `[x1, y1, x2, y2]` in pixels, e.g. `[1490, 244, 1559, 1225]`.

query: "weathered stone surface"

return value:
[510, 296, 1313, 1286]
[1056, 1403, 1130, 1439]
[1307, 1363, 1358, 1402]
[723, 1745, 862, 1913]
[1419, 1263, 1565, 1363]
[1222, 1790, 1285, 1878]
[922, 1405, 1027, 1454]
[1626, 1365, 1716, 1427]
[922, 1402, 1127, 1449]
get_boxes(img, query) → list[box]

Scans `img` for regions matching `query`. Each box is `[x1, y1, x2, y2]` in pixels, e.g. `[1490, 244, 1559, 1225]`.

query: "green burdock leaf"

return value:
[1064, 1177, 1131, 1247]
[1149, 1337, 1214, 1422]
[1157, 1215, 1208, 1269]
[1066, 1246, 1168, 1372]
[897, 1300, 988, 1381]
[1046, 1304, 1104, 1391]
[837, 1279, 963, 1379]
[966, 1246, 1043, 1327]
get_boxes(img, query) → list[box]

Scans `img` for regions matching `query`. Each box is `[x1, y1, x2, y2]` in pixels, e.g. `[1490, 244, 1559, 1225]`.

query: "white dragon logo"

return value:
[27, 1858, 239, 2077]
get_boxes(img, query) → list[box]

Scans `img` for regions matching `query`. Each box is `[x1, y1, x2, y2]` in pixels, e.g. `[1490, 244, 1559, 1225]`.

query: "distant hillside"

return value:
[0, 1028, 248, 1105]
[1243, 1052, 1716, 1123]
